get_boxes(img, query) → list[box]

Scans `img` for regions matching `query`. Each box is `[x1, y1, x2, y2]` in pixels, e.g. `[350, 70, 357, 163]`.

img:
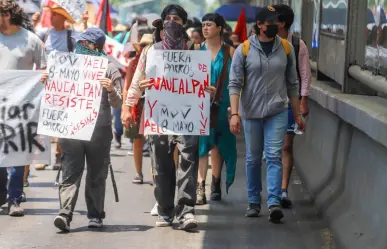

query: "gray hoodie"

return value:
[228, 35, 299, 119]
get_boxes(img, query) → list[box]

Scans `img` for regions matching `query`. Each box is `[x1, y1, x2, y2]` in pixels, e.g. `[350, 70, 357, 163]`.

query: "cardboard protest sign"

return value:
[104, 35, 129, 71]
[53, 0, 86, 22]
[144, 50, 211, 136]
[0, 71, 50, 167]
[37, 52, 108, 141]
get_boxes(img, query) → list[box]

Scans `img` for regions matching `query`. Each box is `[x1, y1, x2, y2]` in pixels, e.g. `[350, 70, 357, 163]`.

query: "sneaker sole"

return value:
[269, 209, 284, 222]
[9, 211, 24, 217]
[54, 217, 69, 232]
[180, 219, 198, 231]
[245, 211, 260, 218]
[156, 221, 172, 227]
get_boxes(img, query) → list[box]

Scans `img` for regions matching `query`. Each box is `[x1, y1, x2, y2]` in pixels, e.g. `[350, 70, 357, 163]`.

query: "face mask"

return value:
[264, 24, 278, 38]
[162, 21, 187, 50]
[75, 43, 106, 57]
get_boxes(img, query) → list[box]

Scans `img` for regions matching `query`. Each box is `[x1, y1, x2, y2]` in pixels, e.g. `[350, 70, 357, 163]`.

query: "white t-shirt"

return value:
[0, 28, 47, 70]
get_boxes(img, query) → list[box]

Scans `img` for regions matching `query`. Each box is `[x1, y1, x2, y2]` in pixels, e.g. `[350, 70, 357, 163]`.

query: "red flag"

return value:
[95, 0, 112, 34]
[40, 0, 55, 28]
[234, 8, 247, 42]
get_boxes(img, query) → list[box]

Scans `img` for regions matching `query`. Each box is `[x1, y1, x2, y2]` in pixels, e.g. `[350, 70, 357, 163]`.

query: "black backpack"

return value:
[43, 28, 74, 52]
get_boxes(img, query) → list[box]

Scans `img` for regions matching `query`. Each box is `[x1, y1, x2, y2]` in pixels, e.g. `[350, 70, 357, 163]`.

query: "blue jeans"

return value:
[113, 107, 123, 136]
[243, 110, 288, 207]
[0, 166, 25, 204]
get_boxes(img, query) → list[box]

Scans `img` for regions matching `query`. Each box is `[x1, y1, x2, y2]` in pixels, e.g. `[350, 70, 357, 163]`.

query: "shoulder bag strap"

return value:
[212, 43, 231, 104]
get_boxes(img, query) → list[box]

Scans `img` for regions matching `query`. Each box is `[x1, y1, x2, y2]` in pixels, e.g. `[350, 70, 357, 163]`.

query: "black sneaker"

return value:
[156, 216, 173, 227]
[114, 133, 122, 149]
[210, 176, 221, 201]
[179, 213, 198, 231]
[269, 205, 284, 222]
[196, 181, 207, 205]
[280, 197, 293, 209]
[54, 215, 70, 232]
[245, 203, 261, 217]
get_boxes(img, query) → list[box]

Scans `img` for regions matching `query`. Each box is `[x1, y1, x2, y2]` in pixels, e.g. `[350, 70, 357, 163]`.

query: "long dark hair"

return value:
[0, 0, 24, 26]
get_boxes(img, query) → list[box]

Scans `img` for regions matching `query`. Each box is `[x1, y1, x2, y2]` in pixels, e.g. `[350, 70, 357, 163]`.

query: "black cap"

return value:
[256, 5, 279, 23]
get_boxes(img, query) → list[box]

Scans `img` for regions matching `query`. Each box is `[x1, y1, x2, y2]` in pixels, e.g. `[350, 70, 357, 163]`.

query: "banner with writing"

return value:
[104, 35, 129, 71]
[37, 52, 108, 141]
[144, 50, 211, 136]
[0, 71, 50, 167]
[53, 0, 86, 22]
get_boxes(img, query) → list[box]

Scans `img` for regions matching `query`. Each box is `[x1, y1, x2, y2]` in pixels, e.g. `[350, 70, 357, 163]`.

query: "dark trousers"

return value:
[149, 135, 199, 221]
[0, 166, 24, 204]
[58, 126, 112, 221]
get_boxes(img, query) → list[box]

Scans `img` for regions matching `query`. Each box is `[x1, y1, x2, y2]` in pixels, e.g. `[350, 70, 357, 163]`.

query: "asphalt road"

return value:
[0, 136, 336, 249]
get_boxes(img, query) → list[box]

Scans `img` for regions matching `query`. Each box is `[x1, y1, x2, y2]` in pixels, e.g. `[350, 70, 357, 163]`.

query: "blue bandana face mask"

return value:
[75, 43, 106, 57]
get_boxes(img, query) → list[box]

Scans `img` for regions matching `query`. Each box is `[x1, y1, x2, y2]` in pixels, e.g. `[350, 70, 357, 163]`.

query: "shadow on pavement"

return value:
[26, 197, 58, 203]
[68, 224, 153, 233]
[29, 182, 57, 188]
[23, 209, 87, 216]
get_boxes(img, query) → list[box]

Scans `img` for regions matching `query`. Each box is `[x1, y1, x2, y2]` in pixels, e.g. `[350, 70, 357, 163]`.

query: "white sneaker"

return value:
[151, 203, 158, 216]
[88, 218, 103, 228]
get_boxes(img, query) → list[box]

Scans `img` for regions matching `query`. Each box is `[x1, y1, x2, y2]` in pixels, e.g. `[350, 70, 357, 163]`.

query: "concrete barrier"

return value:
[293, 79, 387, 249]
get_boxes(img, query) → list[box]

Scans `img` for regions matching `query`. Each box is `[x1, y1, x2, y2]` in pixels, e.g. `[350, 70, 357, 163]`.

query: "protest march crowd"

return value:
[0, 0, 311, 233]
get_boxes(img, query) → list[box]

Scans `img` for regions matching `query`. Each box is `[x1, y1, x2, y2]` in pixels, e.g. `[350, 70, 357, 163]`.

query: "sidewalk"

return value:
[0, 136, 335, 249]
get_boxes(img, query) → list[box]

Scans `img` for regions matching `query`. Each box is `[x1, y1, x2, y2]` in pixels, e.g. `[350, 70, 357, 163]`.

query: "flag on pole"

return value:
[95, 0, 112, 35]
[234, 8, 247, 42]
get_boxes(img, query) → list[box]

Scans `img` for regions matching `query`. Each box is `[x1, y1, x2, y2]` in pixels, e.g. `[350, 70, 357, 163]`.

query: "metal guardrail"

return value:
[348, 65, 387, 94]
[310, 60, 387, 95]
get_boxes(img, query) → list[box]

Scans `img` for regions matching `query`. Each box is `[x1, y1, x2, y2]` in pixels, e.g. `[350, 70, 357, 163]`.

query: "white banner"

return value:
[144, 50, 211, 136]
[0, 71, 50, 167]
[37, 52, 108, 141]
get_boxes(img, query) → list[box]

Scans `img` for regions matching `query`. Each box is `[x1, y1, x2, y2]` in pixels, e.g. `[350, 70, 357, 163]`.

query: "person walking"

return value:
[196, 13, 237, 205]
[228, 6, 304, 222]
[126, 4, 200, 231]
[34, 2, 88, 171]
[273, 4, 311, 209]
[121, 30, 153, 184]
[40, 28, 122, 232]
[0, 0, 47, 216]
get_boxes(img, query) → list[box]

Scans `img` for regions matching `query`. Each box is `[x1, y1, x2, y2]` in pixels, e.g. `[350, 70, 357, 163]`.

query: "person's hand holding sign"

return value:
[205, 86, 217, 99]
[139, 79, 154, 91]
[100, 78, 114, 93]
[40, 72, 49, 84]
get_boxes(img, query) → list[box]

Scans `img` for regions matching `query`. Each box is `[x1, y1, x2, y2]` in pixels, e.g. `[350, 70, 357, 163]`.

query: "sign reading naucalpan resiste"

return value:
[0, 71, 50, 167]
[37, 52, 108, 141]
[144, 50, 211, 136]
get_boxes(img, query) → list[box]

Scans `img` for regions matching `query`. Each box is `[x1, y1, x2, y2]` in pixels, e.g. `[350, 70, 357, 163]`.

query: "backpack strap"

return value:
[281, 38, 291, 56]
[241, 40, 250, 93]
[212, 43, 231, 105]
[242, 40, 250, 57]
[67, 30, 73, 52]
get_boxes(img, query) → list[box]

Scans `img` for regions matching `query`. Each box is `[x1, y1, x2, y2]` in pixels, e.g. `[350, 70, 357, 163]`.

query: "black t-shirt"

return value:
[260, 40, 275, 57]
